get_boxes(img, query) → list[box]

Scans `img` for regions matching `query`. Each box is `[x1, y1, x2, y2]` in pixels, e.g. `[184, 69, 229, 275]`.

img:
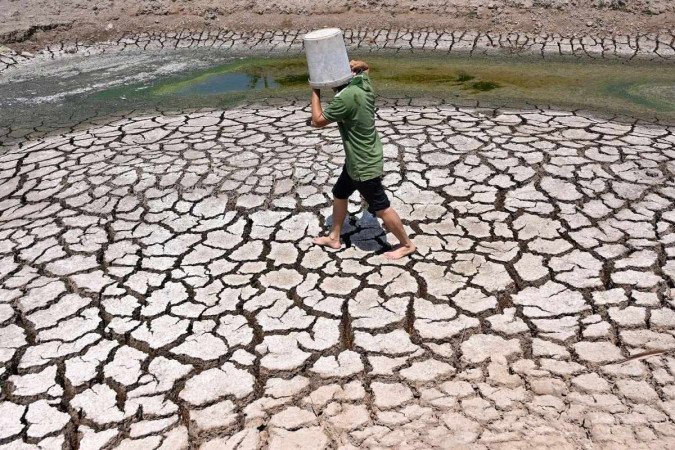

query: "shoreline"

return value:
[1, 28, 673, 147]
[2, 28, 674, 75]
[2, 95, 672, 154]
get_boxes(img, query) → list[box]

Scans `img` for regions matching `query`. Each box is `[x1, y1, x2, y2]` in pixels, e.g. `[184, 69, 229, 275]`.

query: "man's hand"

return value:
[350, 60, 369, 74]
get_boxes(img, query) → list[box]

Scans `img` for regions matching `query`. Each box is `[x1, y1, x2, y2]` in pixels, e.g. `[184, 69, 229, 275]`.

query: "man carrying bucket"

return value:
[309, 59, 416, 260]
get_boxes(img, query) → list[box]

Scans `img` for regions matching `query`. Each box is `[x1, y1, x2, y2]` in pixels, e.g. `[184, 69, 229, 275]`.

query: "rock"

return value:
[616, 380, 659, 403]
[371, 382, 413, 409]
[461, 334, 522, 364]
[573, 341, 623, 364]
[400, 359, 455, 382]
[268, 427, 328, 450]
[179, 363, 254, 406]
[571, 373, 610, 393]
[311, 351, 364, 378]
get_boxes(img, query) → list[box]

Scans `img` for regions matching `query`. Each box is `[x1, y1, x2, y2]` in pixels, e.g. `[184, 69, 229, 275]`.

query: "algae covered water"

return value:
[90, 54, 675, 123]
[1, 48, 674, 142]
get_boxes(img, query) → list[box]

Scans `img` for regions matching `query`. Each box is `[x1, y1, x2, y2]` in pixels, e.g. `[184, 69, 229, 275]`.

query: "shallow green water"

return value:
[98, 55, 675, 122]
[2, 51, 673, 144]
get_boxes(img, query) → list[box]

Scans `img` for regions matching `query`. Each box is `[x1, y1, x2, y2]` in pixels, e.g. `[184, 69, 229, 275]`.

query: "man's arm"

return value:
[310, 88, 331, 128]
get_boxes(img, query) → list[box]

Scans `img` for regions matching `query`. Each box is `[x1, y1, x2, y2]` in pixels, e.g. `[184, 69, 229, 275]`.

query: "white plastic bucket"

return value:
[303, 28, 353, 89]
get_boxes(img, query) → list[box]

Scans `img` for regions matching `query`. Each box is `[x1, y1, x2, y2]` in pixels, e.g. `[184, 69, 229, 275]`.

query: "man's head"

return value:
[333, 59, 370, 92]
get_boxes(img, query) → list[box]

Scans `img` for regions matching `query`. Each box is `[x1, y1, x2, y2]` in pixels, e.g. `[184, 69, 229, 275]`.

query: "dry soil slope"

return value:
[0, 0, 673, 50]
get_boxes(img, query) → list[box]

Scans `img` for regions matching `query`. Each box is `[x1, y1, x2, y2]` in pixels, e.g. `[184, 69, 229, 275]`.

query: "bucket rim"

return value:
[309, 73, 353, 89]
[303, 28, 343, 41]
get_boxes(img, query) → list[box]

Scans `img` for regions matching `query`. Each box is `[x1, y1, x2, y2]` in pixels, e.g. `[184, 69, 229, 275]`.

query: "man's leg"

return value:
[313, 197, 348, 249]
[376, 207, 416, 259]
[358, 176, 415, 260]
[314, 167, 354, 249]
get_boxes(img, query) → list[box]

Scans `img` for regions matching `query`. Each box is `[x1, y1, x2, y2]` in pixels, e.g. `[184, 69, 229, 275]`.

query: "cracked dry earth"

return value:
[1, 99, 675, 450]
[2, 29, 675, 74]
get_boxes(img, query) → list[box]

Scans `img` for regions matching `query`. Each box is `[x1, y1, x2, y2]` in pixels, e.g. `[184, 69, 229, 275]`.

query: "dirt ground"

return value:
[0, 0, 673, 51]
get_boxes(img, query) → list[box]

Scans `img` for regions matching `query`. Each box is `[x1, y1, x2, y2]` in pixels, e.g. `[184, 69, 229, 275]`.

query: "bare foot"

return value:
[313, 235, 341, 249]
[384, 243, 416, 260]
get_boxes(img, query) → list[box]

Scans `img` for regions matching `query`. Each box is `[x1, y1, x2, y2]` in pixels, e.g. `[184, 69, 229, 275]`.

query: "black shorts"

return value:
[332, 167, 391, 215]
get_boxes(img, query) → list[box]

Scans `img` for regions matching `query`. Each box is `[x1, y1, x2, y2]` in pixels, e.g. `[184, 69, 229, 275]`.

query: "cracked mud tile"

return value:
[0, 103, 674, 448]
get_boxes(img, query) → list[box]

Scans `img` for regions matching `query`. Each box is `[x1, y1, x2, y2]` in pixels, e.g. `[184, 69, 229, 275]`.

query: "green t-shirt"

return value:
[322, 74, 384, 182]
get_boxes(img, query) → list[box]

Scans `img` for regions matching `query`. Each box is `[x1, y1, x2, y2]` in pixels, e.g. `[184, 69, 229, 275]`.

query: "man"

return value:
[310, 60, 416, 260]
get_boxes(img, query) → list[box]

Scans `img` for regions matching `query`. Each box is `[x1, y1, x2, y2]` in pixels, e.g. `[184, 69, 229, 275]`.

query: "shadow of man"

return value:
[325, 209, 391, 252]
